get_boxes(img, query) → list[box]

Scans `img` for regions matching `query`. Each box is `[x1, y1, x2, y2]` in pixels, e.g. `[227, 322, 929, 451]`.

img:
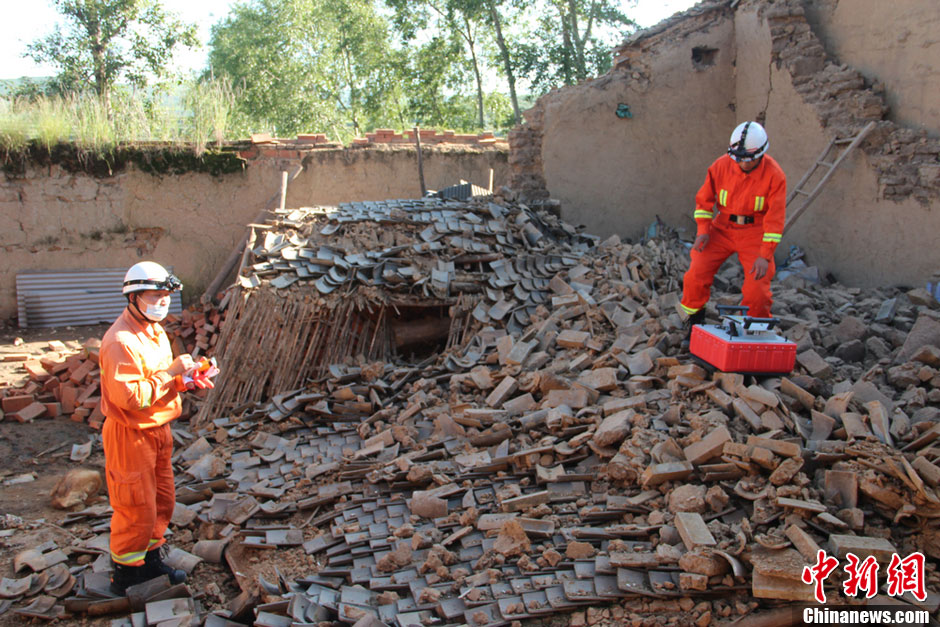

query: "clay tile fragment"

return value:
[494, 519, 531, 557]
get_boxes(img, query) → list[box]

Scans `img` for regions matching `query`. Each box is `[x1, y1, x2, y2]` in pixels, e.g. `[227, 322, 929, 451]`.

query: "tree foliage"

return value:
[26, 0, 198, 107]
[19, 0, 640, 140]
[208, 0, 401, 141]
[513, 0, 635, 95]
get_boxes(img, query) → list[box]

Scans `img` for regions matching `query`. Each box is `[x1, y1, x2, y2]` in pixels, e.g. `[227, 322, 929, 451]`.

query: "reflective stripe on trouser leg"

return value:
[681, 228, 736, 314]
[734, 232, 774, 318]
[103, 420, 173, 566]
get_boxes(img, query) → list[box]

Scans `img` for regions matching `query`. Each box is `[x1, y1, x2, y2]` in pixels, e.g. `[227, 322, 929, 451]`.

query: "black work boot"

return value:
[681, 309, 707, 349]
[109, 561, 150, 596]
[144, 548, 187, 585]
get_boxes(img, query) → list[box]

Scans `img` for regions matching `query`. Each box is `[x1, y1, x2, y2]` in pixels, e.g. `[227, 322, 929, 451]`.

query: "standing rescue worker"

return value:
[680, 121, 787, 326]
[100, 261, 192, 595]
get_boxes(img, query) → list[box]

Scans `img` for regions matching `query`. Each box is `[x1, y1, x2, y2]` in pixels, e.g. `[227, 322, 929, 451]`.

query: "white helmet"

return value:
[122, 261, 182, 295]
[728, 121, 769, 162]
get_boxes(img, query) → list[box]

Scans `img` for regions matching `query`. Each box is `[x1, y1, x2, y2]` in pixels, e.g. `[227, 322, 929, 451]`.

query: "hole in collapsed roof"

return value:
[386, 304, 453, 362]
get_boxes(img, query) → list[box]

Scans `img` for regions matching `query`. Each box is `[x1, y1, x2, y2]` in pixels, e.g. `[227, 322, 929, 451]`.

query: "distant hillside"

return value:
[0, 76, 54, 97]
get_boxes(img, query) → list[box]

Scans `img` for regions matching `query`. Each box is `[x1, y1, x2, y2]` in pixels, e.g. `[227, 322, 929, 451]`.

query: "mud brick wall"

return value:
[0, 143, 508, 321]
[510, 0, 940, 288]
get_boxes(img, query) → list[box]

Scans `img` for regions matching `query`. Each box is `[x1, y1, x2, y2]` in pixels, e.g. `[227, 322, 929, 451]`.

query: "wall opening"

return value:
[692, 46, 719, 69]
[388, 304, 453, 361]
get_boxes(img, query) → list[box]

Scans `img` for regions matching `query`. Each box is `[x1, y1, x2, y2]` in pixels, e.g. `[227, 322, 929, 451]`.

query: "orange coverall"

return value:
[100, 308, 183, 566]
[680, 154, 787, 319]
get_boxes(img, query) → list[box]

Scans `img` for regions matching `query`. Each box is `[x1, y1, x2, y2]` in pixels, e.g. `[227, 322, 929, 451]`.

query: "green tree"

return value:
[388, 0, 491, 129]
[482, 0, 521, 125]
[390, 35, 470, 129]
[25, 0, 198, 111]
[514, 0, 634, 95]
[208, 0, 399, 140]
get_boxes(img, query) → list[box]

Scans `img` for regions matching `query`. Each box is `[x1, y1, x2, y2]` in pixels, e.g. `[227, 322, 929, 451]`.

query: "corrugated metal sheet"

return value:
[17, 268, 182, 328]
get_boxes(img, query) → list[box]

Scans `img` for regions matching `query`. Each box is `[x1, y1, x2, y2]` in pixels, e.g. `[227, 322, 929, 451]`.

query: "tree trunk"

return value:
[567, 0, 588, 80]
[463, 17, 485, 129]
[559, 3, 573, 85]
[487, 2, 520, 125]
[89, 21, 111, 116]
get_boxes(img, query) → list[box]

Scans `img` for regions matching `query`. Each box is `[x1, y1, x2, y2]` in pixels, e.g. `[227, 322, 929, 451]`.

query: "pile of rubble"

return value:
[0, 303, 224, 429]
[0, 338, 106, 428]
[1, 196, 939, 626]
[202, 197, 598, 419]
[164, 300, 228, 361]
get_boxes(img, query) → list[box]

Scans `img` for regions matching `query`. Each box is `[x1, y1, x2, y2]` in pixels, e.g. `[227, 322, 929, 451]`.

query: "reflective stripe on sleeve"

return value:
[694, 210, 714, 220]
[762, 233, 782, 242]
[139, 382, 153, 409]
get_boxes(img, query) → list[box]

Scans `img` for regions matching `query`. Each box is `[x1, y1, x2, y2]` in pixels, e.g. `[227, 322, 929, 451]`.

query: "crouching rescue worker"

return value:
[680, 121, 787, 332]
[100, 261, 193, 595]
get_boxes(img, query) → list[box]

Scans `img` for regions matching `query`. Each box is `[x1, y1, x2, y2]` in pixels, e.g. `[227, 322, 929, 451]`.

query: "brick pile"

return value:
[0, 339, 105, 428]
[240, 129, 507, 161]
[163, 298, 228, 360]
[168, 227, 939, 623]
[0, 301, 225, 429]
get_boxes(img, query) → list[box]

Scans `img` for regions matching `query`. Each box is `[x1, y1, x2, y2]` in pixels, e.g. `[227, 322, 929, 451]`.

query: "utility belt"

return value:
[726, 213, 755, 225]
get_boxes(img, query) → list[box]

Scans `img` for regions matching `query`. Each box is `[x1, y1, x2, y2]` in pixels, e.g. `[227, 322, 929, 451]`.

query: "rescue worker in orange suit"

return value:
[680, 121, 786, 330]
[100, 261, 210, 595]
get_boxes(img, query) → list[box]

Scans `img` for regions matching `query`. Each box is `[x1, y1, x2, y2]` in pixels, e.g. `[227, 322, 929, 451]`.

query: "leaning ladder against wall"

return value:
[783, 121, 876, 231]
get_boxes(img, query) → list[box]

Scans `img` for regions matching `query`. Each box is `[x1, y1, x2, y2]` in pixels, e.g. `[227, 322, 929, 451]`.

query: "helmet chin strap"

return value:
[129, 294, 151, 322]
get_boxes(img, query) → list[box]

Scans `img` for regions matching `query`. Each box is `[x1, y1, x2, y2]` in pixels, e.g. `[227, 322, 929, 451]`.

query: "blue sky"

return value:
[0, 0, 699, 81]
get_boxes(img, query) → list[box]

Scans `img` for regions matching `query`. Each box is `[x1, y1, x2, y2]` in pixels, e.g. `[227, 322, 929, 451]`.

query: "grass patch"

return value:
[0, 79, 250, 175]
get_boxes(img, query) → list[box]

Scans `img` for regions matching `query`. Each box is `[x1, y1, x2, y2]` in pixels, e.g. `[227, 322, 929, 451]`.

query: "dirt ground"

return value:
[0, 322, 107, 625]
[0, 321, 110, 522]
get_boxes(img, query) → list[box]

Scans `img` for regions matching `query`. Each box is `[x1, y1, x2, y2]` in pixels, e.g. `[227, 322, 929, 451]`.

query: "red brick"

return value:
[60, 385, 78, 414]
[87, 403, 105, 430]
[1, 353, 31, 362]
[43, 402, 61, 417]
[2, 395, 34, 413]
[69, 360, 95, 385]
[24, 361, 50, 381]
[40, 353, 64, 371]
[76, 384, 99, 405]
[12, 402, 47, 422]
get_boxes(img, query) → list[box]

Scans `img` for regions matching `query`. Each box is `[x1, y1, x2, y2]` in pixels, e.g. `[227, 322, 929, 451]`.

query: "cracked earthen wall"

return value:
[0, 145, 508, 320]
[511, 0, 939, 288]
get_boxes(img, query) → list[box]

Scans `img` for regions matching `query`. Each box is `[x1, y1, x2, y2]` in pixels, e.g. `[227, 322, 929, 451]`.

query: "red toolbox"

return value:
[690, 306, 796, 374]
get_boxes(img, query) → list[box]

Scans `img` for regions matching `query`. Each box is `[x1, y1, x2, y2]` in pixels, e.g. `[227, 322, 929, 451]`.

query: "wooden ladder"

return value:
[784, 121, 876, 231]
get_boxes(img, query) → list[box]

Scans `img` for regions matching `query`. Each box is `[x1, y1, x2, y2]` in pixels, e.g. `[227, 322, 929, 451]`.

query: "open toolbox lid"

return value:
[700, 305, 790, 342]
[690, 305, 797, 374]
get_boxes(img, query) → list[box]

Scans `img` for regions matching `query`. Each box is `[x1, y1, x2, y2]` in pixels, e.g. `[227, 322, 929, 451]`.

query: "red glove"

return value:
[191, 369, 215, 389]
